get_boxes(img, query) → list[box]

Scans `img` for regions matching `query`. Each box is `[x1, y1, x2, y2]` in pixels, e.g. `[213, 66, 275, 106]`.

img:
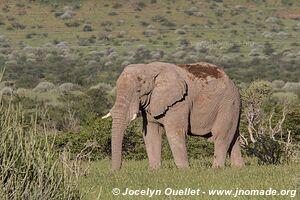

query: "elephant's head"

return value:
[103, 64, 187, 170]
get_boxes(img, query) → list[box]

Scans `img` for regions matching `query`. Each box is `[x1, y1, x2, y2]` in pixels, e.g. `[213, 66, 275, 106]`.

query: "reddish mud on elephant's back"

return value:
[177, 63, 223, 79]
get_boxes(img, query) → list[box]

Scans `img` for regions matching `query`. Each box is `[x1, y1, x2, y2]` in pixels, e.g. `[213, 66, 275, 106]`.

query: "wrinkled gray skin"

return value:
[107, 62, 244, 170]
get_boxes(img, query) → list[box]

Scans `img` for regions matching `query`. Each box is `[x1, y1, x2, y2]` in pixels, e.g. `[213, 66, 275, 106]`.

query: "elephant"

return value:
[102, 62, 244, 170]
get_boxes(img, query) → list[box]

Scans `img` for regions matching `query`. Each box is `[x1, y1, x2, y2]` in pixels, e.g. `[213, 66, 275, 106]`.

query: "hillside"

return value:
[0, 1, 299, 199]
[0, 0, 300, 89]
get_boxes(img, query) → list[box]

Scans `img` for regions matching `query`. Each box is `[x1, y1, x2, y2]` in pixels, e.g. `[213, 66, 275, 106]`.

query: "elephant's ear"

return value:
[148, 70, 187, 117]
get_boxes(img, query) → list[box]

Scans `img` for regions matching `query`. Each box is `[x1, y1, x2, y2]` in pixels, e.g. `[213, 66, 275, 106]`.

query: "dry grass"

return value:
[0, 69, 82, 199]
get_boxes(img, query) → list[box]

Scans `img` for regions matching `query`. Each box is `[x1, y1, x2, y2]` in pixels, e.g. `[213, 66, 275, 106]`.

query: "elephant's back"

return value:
[176, 62, 227, 81]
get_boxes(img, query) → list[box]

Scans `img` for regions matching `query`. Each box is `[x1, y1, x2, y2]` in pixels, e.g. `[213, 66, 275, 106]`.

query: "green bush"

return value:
[55, 117, 214, 161]
[243, 135, 284, 165]
[54, 118, 145, 160]
[240, 81, 300, 164]
[187, 136, 214, 159]
[59, 87, 113, 125]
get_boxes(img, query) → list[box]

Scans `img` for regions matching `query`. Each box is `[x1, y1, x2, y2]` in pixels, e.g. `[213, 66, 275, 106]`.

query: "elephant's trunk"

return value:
[110, 74, 139, 170]
[111, 91, 135, 170]
[111, 115, 127, 170]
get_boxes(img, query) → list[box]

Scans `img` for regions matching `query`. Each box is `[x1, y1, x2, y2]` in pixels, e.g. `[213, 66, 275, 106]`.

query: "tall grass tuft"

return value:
[0, 68, 81, 199]
[0, 101, 82, 199]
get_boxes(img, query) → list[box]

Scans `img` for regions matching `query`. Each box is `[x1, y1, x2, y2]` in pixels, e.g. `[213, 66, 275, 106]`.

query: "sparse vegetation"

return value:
[0, 93, 81, 199]
[0, 0, 299, 199]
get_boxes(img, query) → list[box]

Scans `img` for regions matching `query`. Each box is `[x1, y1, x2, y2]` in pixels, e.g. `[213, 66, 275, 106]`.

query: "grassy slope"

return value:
[1, 0, 300, 53]
[79, 159, 299, 200]
[1, 0, 300, 84]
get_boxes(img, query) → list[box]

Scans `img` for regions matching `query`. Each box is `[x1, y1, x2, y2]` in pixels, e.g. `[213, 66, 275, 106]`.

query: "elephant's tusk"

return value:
[131, 114, 137, 121]
[102, 112, 111, 119]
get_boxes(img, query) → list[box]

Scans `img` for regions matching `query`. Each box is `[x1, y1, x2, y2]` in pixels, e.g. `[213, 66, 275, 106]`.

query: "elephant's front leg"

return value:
[143, 122, 162, 169]
[164, 121, 189, 169]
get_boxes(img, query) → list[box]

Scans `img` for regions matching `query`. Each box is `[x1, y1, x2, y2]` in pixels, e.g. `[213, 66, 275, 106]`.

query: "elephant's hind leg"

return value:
[144, 122, 163, 169]
[229, 133, 244, 167]
[212, 134, 233, 168]
[211, 100, 239, 168]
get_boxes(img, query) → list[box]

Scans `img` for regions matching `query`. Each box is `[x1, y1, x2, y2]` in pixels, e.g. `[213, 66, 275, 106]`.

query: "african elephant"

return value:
[103, 62, 244, 170]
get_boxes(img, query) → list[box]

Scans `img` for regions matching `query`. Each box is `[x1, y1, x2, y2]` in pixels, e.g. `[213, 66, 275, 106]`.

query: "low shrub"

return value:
[54, 118, 144, 160]
[184, 6, 198, 16]
[83, 24, 93, 32]
[243, 135, 284, 165]
[58, 82, 77, 92]
[33, 81, 55, 92]
[151, 15, 176, 27]
[11, 22, 26, 30]
[65, 21, 81, 28]
[0, 86, 13, 95]
[112, 3, 122, 9]
[60, 10, 76, 20]
[55, 117, 214, 161]
[108, 11, 117, 16]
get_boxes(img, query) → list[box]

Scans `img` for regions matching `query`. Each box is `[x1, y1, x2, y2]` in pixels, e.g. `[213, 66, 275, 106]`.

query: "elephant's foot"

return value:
[212, 155, 226, 168]
[149, 160, 161, 170]
[172, 150, 190, 169]
[230, 136, 244, 168]
[176, 162, 189, 169]
[212, 163, 225, 169]
[231, 160, 244, 168]
[212, 137, 231, 168]
[230, 151, 244, 167]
